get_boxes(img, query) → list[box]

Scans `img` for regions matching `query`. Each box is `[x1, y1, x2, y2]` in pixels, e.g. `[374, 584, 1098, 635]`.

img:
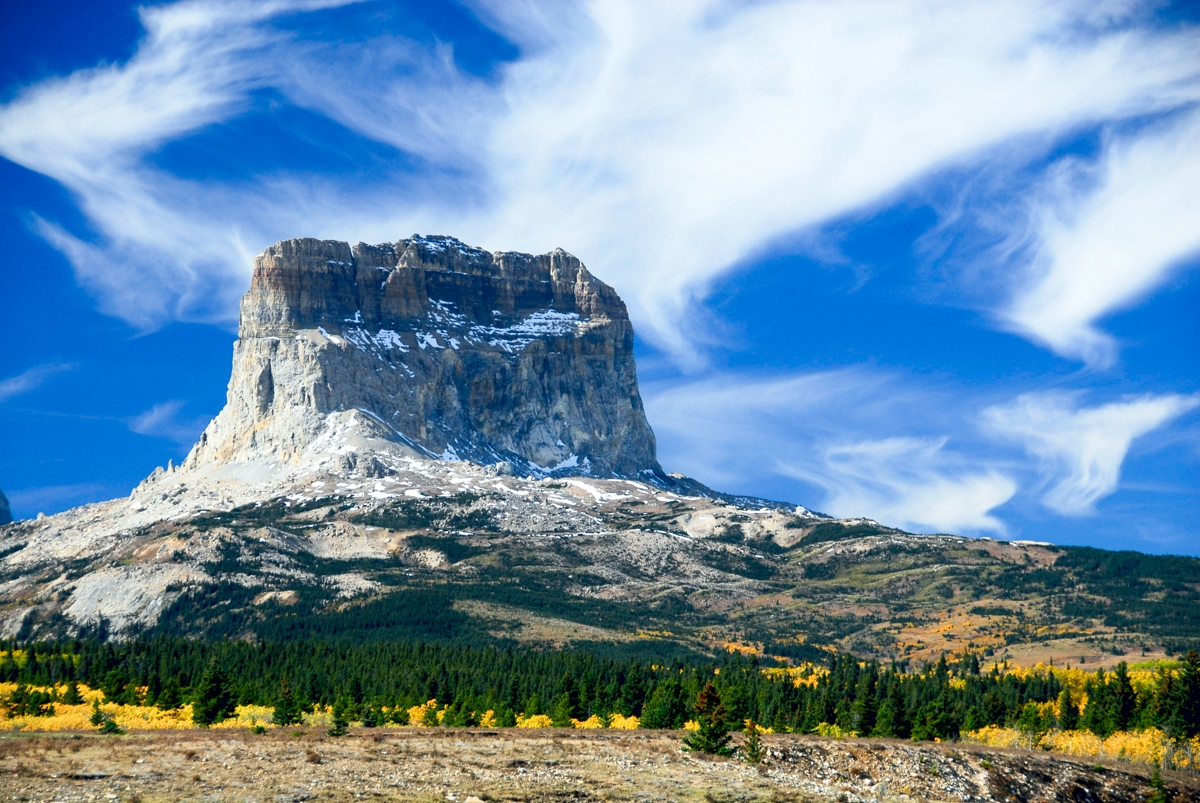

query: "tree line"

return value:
[2, 638, 1198, 744]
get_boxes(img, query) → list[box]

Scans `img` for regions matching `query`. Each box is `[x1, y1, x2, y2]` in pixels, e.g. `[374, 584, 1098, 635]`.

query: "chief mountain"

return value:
[1, 236, 1197, 664]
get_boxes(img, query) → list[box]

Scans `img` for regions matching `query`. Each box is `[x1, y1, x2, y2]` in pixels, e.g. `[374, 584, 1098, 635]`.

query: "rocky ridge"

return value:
[0, 488, 10, 526]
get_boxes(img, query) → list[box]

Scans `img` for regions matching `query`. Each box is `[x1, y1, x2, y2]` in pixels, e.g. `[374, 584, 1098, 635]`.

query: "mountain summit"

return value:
[185, 235, 661, 481]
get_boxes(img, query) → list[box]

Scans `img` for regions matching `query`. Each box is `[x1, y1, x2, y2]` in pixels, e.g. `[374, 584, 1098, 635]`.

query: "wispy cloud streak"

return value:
[127, 400, 212, 447]
[1004, 110, 1200, 367]
[0, 363, 76, 402]
[0, 0, 1196, 363]
[982, 391, 1200, 514]
[643, 368, 1016, 533]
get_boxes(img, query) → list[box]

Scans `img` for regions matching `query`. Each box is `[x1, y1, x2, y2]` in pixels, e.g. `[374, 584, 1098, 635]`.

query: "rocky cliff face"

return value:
[184, 235, 662, 480]
[0, 488, 10, 526]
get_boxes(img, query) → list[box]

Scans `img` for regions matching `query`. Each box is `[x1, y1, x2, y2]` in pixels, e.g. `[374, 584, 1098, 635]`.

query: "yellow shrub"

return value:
[478, 710, 497, 728]
[682, 720, 699, 731]
[407, 699, 439, 726]
[966, 727, 1200, 771]
[211, 705, 276, 729]
[572, 715, 605, 729]
[516, 713, 554, 728]
[608, 713, 640, 730]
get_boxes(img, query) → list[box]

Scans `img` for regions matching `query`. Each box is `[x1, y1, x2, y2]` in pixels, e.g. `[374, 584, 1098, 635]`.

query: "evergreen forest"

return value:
[3, 637, 1198, 745]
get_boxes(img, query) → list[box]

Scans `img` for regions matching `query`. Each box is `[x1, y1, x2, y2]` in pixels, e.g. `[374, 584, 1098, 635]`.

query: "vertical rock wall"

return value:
[184, 235, 663, 479]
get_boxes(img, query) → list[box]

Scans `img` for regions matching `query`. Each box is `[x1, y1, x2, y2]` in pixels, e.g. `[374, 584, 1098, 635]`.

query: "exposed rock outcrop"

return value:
[184, 235, 662, 480]
[0, 488, 11, 526]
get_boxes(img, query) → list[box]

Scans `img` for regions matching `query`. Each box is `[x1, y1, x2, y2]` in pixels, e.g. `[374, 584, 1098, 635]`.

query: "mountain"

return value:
[0, 236, 1197, 664]
[0, 488, 10, 526]
[188, 235, 659, 480]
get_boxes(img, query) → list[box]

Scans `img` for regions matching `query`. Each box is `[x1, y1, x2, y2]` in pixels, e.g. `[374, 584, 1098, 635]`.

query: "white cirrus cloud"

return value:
[643, 368, 1015, 533]
[0, 363, 76, 402]
[982, 391, 1200, 515]
[779, 437, 1017, 535]
[1004, 109, 1200, 367]
[0, 1, 1197, 363]
[127, 400, 212, 447]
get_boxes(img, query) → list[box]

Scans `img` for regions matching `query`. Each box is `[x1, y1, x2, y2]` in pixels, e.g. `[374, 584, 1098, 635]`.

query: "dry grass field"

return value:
[2, 728, 1197, 803]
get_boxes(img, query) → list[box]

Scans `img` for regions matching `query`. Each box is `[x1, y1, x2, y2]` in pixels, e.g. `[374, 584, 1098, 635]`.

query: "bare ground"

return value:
[2, 729, 1197, 803]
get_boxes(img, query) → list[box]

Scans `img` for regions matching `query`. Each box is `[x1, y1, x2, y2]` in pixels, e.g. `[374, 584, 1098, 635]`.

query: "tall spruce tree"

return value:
[682, 683, 733, 756]
[192, 658, 236, 726]
[1057, 686, 1080, 731]
[273, 678, 301, 726]
[640, 678, 685, 729]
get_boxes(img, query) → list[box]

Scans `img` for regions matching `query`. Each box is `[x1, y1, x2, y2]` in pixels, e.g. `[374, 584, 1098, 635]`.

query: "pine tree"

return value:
[871, 680, 906, 738]
[62, 680, 83, 706]
[101, 669, 127, 704]
[742, 720, 763, 764]
[192, 658, 236, 726]
[273, 679, 301, 726]
[155, 677, 182, 711]
[682, 683, 733, 756]
[89, 698, 104, 727]
[144, 673, 162, 707]
[1148, 762, 1167, 803]
[328, 697, 350, 736]
[639, 678, 685, 729]
[1057, 686, 1079, 731]
[1110, 662, 1136, 733]
[849, 674, 877, 735]
[1081, 671, 1112, 737]
[550, 692, 575, 728]
[1016, 701, 1047, 748]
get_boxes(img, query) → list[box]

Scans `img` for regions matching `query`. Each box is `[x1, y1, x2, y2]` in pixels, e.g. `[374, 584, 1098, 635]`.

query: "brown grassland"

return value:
[2, 728, 1198, 803]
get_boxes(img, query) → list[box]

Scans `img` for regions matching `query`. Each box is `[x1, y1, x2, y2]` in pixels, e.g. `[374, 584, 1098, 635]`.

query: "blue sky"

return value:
[0, 0, 1197, 554]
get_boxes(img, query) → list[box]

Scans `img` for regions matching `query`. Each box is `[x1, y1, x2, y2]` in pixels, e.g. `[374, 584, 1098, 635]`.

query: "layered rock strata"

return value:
[184, 235, 662, 480]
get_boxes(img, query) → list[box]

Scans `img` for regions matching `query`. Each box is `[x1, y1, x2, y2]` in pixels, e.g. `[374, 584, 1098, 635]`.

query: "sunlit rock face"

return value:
[184, 235, 663, 480]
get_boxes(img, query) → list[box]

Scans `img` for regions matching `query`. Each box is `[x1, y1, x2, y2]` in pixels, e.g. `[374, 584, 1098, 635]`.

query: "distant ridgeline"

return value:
[2, 639, 1198, 770]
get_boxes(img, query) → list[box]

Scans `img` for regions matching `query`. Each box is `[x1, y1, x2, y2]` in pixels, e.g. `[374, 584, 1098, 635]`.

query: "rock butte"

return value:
[185, 234, 663, 483]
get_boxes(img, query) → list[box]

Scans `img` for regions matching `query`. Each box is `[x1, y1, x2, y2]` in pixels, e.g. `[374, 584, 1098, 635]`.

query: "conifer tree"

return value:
[871, 680, 906, 738]
[192, 658, 236, 726]
[360, 705, 381, 728]
[1057, 686, 1079, 731]
[89, 698, 104, 727]
[682, 682, 733, 756]
[639, 678, 685, 729]
[273, 679, 301, 726]
[328, 697, 350, 736]
[1110, 662, 1137, 733]
[742, 720, 763, 764]
[850, 674, 877, 735]
[62, 680, 83, 706]
[550, 693, 575, 728]
[1081, 671, 1112, 737]
[156, 677, 182, 711]
[144, 673, 162, 708]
